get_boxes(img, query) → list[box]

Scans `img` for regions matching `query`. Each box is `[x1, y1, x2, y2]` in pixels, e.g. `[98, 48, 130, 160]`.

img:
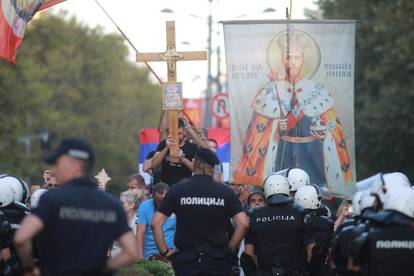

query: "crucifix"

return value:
[137, 21, 207, 162]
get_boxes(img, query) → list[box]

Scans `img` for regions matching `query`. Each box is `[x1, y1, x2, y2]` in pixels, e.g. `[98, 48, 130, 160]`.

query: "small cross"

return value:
[95, 168, 111, 191]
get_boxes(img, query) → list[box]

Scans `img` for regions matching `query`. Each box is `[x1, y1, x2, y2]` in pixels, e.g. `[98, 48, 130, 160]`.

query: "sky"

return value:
[46, 0, 318, 98]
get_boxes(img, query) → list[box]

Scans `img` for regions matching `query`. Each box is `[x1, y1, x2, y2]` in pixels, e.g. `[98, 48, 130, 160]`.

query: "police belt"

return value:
[173, 244, 230, 264]
[280, 135, 315, 143]
[259, 264, 308, 276]
[42, 270, 111, 276]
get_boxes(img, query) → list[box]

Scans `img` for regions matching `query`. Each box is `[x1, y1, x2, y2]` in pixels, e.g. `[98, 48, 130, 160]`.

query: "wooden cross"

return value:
[137, 21, 207, 162]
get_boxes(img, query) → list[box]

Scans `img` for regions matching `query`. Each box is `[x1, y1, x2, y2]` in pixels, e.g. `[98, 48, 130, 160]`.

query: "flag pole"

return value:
[94, 0, 163, 85]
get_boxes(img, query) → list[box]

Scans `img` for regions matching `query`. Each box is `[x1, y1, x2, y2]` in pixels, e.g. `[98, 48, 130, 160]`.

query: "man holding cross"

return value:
[151, 119, 198, 186]
[137, 21, 207, 186]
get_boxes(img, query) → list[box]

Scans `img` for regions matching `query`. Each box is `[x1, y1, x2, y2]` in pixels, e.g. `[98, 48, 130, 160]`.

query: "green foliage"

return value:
[119, 260, 174, 276]
[315, 0, 414, 180]
[0, 15, 162, 192]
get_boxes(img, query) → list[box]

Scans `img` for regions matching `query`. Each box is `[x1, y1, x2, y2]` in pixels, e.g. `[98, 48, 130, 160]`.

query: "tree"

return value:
[315, 0, 414, 180]
[0, 14, 162, 193]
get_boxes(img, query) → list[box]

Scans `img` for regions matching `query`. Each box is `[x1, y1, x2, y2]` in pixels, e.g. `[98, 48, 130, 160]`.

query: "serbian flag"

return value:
[0, 0, 65, 63]
[139, 128, 230, 184]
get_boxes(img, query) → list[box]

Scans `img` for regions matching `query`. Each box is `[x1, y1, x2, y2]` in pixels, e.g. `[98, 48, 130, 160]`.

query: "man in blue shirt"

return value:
[136, 182, 176, 259]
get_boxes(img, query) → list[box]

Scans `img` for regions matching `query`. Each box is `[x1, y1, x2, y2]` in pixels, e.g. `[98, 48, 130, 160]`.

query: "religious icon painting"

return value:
[163, 82, 183, 110]
[223, 20, 357, 198]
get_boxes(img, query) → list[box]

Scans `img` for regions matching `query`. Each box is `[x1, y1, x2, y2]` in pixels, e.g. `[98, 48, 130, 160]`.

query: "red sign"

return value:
[210, 93, 230, 119]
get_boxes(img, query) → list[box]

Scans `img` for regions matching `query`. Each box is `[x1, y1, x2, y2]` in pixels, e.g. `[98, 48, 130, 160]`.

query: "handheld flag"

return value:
[0, 0, 65, 63]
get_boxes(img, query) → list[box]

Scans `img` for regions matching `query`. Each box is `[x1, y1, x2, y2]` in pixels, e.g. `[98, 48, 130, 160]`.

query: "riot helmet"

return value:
[294, 184, 322, 210]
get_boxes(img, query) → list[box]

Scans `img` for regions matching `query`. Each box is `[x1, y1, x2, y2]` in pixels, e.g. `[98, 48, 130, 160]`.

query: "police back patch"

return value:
[180, 197, 225, 207]
[256, 215, 296, 223]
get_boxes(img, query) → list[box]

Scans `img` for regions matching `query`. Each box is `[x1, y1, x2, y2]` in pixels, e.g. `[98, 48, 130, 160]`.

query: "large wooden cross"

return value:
[137, 21, 207, 162]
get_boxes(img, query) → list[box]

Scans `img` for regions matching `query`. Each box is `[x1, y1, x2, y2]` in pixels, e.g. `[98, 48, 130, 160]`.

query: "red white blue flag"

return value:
[0, 0, 65, 63]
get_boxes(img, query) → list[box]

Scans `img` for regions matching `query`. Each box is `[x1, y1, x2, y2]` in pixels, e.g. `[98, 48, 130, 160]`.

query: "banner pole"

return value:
[94, 0, 163, 85]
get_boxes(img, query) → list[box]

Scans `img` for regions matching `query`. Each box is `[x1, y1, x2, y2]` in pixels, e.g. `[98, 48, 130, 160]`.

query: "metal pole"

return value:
[204, 0, 213, 128]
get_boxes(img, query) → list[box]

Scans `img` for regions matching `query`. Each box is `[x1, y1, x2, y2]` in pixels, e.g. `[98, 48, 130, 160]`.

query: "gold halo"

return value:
[266, 29, 321, 80]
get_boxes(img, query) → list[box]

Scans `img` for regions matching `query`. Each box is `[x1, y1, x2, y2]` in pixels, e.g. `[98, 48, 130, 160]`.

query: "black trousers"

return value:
[172, 247, 233, 276]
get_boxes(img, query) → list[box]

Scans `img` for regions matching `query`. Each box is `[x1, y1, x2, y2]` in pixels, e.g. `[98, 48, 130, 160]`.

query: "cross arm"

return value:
[181, 51, 207, 61]
[136, 52, 164, 62]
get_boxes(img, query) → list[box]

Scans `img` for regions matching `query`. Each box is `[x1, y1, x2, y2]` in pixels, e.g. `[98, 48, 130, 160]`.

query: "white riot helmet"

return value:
[352, 189, 376, 216]
[287, 168, 310, 192]
[30, 189, 48, 208]
[0, 182, 15, 207]
[383, 186, 414, 219]
[294, 184, 322, 210]
[359, 190, 376, 213]
[263, 174, 290, 204]
[0, 175, 29, 204]
[370, 172, 411, 205]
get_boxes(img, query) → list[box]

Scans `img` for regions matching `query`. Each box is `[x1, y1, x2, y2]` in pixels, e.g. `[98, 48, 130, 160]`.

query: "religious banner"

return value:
[223, 20, 356, 197]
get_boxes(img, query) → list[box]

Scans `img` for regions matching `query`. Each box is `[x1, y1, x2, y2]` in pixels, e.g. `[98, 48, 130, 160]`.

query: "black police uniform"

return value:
[245, 197, 313, 276]
[330, 208, 376, 276]
[353, 210, 414, 276]
[0, 203, 29, 274]
[306, 212, 333, 276]
[31, 177, 130, 276]
[330, 217, 359, 276]
[157, 174, 244, 276]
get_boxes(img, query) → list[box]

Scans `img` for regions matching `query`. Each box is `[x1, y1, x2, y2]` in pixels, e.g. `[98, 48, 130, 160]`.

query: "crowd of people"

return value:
[0, 120, 413, 276]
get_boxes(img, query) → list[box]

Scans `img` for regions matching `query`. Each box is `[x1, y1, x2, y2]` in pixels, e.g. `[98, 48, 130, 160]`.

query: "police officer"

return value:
[14, 138, 138, 276]
[330, 188, 377, 275]
[245, 174, 314, 276]
[351, 186, 414, 276]
[152, 148, 249, 276]
[0, 178, 28, 275]
[294, 185, 333, 276]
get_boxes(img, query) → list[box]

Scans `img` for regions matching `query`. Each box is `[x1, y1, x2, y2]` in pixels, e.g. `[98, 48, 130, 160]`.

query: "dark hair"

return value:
[200, 128, 208, 137]
[127, 174, 145, 185]
[178, 118, 186, 128]
[153, 182, 169, 195]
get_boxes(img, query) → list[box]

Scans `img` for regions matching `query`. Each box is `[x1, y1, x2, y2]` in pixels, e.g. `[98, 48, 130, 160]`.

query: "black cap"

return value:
[195, 148, 220, 166]
[44, 138, 95, 165]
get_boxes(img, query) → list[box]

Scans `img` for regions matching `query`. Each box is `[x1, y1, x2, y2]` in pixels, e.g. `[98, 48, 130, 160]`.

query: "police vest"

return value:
[330, 218, 357, 270]
[367, 226, 414, 276]
[307, 214, 333, 260]
[249, 203, 308, 269]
